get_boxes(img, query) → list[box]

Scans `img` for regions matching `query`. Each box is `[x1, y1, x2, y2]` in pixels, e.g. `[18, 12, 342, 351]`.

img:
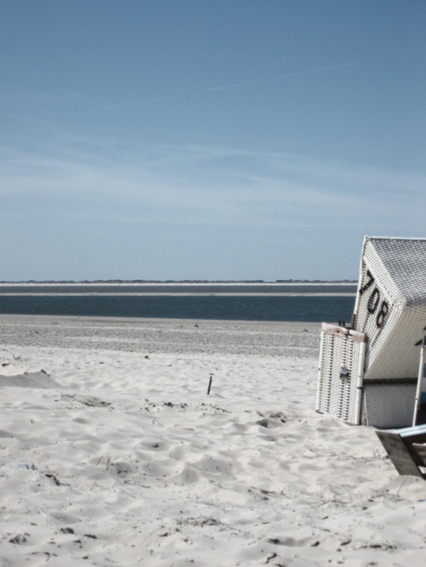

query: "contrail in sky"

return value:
[138, 62, 356, 104]
[87, 63, 356, 113]
[201, 63, 356, 93]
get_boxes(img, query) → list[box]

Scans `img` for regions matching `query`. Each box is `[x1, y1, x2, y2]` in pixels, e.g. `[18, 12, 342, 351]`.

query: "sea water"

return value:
[0, 294, 354, 323]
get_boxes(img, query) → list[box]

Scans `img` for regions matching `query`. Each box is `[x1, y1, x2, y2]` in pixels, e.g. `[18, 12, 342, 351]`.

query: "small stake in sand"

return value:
[207, 373, 213, 395]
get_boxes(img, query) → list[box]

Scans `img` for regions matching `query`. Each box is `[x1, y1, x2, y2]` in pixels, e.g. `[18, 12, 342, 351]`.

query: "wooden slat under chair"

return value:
[376, 424, 426, 479]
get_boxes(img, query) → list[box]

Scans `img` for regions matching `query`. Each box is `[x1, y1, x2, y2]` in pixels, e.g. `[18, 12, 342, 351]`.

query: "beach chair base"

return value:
[362, 380, 417, 429]
[317, 322, 424, 428]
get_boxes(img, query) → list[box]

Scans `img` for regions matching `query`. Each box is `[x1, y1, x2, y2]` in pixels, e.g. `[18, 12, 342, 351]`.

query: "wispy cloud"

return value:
[1, 140, 424, 234]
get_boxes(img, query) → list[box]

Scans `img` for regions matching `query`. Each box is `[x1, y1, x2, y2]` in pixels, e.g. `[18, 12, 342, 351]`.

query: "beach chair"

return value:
[317, 237, 426, 428]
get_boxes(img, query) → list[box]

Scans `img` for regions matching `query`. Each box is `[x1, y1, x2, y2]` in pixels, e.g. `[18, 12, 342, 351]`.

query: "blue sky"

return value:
[1, 1, 425, 281]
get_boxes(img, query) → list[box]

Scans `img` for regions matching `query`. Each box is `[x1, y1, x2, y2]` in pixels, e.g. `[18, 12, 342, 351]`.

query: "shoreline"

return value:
[0, 313, 321, 325]
[0, 292, 356, 296]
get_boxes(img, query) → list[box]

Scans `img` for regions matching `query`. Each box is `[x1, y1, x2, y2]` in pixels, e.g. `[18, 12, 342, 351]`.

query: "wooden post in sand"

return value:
[207, 374, 213, 395]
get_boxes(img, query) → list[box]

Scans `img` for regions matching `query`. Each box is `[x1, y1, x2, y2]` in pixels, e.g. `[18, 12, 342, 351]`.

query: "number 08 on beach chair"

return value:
[316, 237, 426, 429]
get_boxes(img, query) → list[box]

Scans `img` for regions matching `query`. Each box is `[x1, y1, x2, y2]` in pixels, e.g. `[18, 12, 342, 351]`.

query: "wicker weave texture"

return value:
[354, 237, 426, 380]
[364, 238, 426, 305]
[363, 382, 416, 429]
[317, 331, 362, 423]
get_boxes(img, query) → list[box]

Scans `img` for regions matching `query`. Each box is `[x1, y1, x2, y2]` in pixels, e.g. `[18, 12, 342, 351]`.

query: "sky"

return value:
[1, 0, 425, 281]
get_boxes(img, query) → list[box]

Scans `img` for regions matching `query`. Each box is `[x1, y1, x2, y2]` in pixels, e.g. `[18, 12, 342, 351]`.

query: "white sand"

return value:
[1, 315, 425, 566]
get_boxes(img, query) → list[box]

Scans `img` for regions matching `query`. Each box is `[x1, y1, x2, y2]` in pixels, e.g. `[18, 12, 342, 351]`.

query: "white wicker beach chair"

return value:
[317, 237, 426, 428]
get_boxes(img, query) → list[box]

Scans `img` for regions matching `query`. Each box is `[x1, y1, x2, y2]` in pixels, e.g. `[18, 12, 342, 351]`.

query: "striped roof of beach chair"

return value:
[353, 237, 426, 380]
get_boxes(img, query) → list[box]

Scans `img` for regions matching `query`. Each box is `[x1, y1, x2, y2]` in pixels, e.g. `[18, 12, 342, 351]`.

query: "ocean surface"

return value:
[0, 290, 355, 323]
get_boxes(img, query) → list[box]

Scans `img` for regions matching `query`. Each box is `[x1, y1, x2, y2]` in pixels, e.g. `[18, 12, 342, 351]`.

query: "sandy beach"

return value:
[1, 315, 425, 567]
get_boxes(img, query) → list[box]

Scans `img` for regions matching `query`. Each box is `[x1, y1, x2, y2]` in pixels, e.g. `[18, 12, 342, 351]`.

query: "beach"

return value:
[0, 282, 358, 296]
[1, 315, 425, 567]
